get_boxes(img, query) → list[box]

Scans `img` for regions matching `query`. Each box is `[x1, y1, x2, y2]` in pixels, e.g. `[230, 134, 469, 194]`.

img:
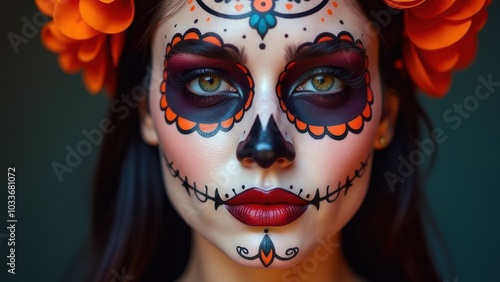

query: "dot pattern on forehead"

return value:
[193, 0, 329, 46]
[160, 29, 255, 137]
[320, 0, 339, 23]
[276, 31, 373, 140]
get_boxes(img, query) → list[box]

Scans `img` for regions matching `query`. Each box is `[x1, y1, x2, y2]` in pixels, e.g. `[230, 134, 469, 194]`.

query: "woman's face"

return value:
[148, 0, 383, 268]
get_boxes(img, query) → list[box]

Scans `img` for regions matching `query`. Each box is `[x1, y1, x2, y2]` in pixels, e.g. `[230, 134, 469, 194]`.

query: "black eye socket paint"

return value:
[167, 56, 250, 121]
[160, 28, 254, 137]
[276, 31, 374, 140]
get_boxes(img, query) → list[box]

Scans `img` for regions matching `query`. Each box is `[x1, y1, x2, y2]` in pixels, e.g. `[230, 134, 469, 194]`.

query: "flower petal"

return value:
[35, 0, 57, 16]
[83, 50, 106, 94]
[404, 42, 451, 97]
[53, 0, 99, 39]
[410, 0, 455, 19]
[470, 7, 488, 33]
[79, 0, 135, 34]
[78, 35, 106, 62]
[110, 33, 125, 67]
[443, 0, 485, 21]
[384, 0, 425, 9]
[406, 11, 472, 50]
[454, 32, 478, 69]
[58, 51, 83, 73]
[41, 21, 76, 52]
[420, 44, 460, 73]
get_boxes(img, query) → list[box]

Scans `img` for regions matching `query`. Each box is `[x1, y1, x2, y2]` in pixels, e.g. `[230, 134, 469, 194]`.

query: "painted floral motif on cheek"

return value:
[276, 32, 374, 140]
[160, 29, 255, 137]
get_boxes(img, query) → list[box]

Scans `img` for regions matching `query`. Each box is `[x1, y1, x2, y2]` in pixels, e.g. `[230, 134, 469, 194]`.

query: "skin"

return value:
[141, 0, 399, 281]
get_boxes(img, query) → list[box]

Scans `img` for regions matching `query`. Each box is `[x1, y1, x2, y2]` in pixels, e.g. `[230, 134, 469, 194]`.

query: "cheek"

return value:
[150, 82, 247, 192]
[290, 66, 382, 234]
[150, 100, 237, 227]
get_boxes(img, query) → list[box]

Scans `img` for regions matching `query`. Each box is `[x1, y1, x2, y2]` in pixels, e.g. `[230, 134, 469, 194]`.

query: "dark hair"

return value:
[84, 1, 442, 281]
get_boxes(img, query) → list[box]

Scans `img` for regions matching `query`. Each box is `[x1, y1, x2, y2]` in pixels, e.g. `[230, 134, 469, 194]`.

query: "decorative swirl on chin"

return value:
[236, 233, 299, 267]
[284, 247, 299, 257]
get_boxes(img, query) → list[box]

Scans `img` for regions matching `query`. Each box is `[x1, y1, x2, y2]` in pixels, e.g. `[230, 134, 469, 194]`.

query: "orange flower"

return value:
[384, 0, 490, 97]
[35, 0, 134, 94]
[384, 0, 425, 9]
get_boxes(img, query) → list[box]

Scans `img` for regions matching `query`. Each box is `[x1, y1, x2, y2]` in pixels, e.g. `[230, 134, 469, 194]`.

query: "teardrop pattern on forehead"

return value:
[276, 32, 373, 140]
[160, 29, 254, 137]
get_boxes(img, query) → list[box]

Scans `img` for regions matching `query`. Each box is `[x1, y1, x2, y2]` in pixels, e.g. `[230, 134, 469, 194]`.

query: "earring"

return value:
[379, 136, 387, 146]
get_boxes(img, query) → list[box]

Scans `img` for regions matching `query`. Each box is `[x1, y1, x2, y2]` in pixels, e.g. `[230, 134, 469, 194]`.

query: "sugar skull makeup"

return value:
[161, 28, 254, 137]
[148, 0, 383, 270]
[161, 29, 373, 140]
[276, 31, 373, 140]
[194, 0, 330, 42]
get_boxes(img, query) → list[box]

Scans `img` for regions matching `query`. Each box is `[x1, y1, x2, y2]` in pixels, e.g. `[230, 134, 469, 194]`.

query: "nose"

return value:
[236, 115, 295, 169]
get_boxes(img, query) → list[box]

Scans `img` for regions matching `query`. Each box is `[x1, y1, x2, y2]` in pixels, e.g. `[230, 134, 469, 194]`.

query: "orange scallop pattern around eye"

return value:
[160, 29, 254, 138]
[203, 36, 222, 47]
[276, 32, 374, 140]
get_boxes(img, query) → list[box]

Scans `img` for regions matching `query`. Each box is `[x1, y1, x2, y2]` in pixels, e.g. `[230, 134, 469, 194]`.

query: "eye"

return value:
[188, 74, 237, 95]
[296, 73, 344, 94]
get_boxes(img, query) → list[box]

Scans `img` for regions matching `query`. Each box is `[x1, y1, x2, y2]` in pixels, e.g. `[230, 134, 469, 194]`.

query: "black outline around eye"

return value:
[293, 67, 348, 95]
[171, 69, 241, 109]
[160, 28, 255, 138]
[172, 68, 241, 99]
[275, 31, 373, 140]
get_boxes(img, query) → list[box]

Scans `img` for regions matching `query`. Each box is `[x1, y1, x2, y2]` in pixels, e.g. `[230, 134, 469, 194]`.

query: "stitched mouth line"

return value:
[162, 153, 370, 210]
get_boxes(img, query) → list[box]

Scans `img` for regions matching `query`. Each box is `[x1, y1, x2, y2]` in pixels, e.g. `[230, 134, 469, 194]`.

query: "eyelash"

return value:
[291, 67, 364, 105]
[169, 68, 240, 105]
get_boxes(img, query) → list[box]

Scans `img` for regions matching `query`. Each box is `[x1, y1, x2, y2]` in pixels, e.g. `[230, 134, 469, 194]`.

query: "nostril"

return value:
[236, 115, 295, 168]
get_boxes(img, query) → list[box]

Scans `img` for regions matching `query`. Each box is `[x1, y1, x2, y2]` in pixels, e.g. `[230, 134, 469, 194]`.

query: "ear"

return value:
[373, 89, 399, 150]
[139, 99, 159, 146]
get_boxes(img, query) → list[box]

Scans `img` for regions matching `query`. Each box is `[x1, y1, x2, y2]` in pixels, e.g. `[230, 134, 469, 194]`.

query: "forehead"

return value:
[162, 0, 370, 52]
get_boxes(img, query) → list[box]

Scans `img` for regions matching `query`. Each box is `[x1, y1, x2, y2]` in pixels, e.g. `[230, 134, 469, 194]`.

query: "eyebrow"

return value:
[285, 40, 365, 62]
[167, 40, 247, 64]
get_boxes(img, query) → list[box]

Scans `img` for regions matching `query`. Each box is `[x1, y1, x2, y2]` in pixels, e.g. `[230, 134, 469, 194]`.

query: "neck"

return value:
[177, 232, 363, 282]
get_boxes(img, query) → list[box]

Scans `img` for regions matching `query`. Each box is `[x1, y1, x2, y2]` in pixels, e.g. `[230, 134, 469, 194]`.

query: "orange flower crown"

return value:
[385, 0, 490, 97]
[35, 0, 134, 94]
[36, 0, 489, 97]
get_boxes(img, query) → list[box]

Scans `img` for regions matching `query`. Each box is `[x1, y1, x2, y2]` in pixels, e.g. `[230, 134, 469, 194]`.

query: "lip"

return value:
[224, 188, 309, 226]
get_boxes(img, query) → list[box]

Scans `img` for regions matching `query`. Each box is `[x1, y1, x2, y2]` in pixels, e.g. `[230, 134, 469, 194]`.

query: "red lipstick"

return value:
[224, 188, 309, 226]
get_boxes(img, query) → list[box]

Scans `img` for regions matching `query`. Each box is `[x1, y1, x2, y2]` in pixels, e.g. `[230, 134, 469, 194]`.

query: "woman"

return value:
[36, 0, 489, 281]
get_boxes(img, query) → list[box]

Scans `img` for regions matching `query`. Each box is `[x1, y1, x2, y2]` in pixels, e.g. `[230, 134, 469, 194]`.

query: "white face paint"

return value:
[148, 0, 382, 269]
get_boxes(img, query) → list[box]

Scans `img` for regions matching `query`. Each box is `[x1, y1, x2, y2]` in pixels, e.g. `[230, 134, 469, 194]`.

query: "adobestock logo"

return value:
[7, 11, 49, 54]
[281, 234, 340, 282]
[384, 74, 499, 191]
[50, 66, 160, 183]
